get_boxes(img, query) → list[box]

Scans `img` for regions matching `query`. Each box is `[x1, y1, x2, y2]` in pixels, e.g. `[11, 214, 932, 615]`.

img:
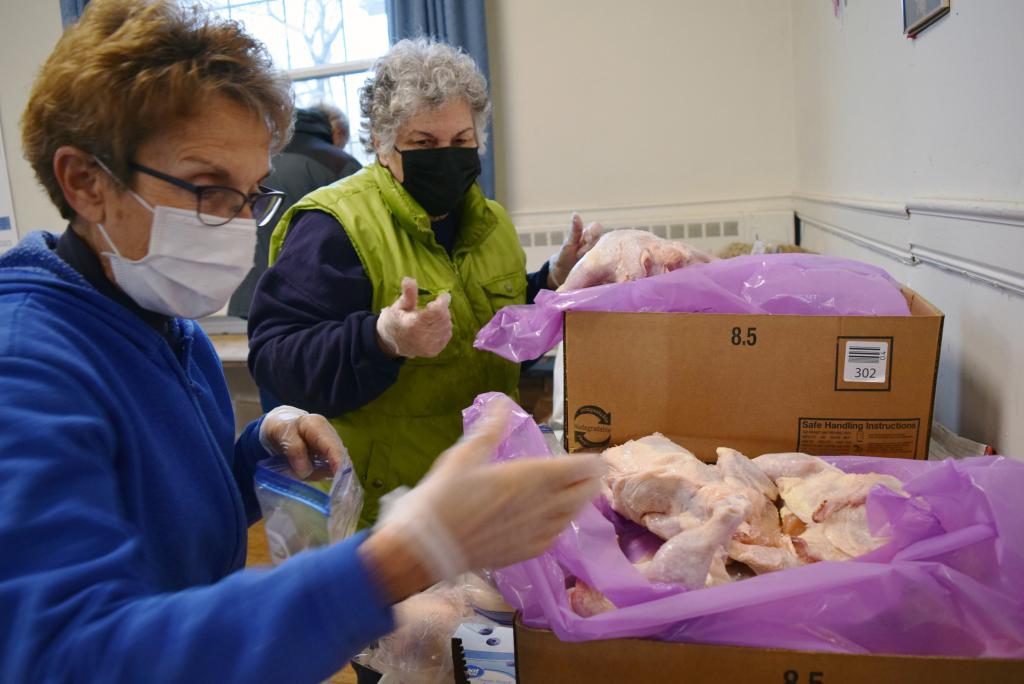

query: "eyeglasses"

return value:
[129, 162, 285, 228]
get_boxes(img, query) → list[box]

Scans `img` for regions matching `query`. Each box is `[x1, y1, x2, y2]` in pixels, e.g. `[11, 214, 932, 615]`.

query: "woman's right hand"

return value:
[548, 212, 604, 288]
[375, 277, 453, 358]
[362, 404, 604, 600]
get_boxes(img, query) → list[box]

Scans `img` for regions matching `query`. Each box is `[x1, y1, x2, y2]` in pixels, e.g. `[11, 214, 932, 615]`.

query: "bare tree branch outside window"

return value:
[209, 0, 388, 164]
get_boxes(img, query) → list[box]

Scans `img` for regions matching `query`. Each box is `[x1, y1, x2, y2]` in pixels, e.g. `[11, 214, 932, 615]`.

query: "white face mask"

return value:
[95, 187, 257, 320]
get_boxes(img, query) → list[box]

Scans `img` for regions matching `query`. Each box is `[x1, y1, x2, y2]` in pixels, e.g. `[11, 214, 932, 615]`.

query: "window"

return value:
[207, 0, 389, 164]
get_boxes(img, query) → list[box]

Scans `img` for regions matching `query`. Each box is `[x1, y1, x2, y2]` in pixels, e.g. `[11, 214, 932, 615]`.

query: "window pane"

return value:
[293, 72, 375, 165]
[341, 0, 389, 62]
[207, 0, 388, 69]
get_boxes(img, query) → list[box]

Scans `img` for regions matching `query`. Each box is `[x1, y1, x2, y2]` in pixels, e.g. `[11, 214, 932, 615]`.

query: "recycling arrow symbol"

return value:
[574, 404, 611, 449]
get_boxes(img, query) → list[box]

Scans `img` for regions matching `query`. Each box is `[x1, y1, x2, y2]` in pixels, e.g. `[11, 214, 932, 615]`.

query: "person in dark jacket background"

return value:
[228, 106, 362, 318]
[284, 104, 362, 180]
[309, 100, 360, 161]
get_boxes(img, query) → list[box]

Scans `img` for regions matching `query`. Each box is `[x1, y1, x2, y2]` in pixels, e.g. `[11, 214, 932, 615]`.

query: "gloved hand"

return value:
[548, 212, 604, 288]
[259, 405, 349, 479]
[375, 277, 453, 358]
[374, 404, 604, 583]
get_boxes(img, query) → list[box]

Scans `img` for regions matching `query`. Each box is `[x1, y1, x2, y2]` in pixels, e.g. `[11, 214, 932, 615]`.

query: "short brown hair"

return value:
[22, 0, 294, 219]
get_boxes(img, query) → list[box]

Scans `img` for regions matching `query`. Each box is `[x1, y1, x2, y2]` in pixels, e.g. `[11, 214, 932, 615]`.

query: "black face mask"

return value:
[397, 146, 481, 217]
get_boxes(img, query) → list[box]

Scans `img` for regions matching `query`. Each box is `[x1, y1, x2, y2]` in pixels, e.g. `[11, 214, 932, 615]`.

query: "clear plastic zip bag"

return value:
[253, 453, 363, 565]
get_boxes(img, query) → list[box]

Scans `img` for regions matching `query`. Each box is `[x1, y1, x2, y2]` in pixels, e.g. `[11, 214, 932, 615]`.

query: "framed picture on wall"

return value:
[904, 0, 951, 37]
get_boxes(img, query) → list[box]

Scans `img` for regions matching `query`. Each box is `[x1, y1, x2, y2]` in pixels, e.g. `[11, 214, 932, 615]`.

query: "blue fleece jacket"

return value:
[0, 232, 393, 683]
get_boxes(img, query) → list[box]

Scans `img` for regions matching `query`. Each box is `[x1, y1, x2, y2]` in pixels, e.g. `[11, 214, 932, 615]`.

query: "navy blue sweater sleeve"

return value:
[0, 352, 394, 684]
[247, 210, 404, 416]
[526, 260, 551, 304]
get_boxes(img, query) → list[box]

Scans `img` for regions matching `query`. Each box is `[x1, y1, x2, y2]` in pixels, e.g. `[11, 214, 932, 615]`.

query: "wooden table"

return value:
[207, 332, 250, 363]
[246, 522, 358, 684]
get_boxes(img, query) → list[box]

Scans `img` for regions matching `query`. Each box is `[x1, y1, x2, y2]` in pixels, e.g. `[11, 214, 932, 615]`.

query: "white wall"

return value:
[791, 1, 1024, 455]
[7, 0, 800, 239]
[0, 0, 65, 238]
[486, 0, 797, 218]
[793, 0, 1024, 201]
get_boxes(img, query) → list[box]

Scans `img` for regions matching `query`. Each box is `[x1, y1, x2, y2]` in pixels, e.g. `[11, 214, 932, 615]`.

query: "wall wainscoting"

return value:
[510, 195, 794, 270]
[794, 193, 1024, 457]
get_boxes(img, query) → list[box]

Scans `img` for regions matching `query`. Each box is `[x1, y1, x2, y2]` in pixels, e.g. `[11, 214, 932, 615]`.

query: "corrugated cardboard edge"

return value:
[901, 286, 946, 460]
[562, 310, 569, 453]
[514, 616, 1024, 683]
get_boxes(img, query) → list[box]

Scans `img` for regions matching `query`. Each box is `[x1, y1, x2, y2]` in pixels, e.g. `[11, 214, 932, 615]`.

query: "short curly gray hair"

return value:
[359, 37, 491, 156]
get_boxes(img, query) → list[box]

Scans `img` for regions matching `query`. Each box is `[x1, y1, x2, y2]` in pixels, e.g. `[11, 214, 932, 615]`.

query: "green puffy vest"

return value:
[269, 162, 526, 526]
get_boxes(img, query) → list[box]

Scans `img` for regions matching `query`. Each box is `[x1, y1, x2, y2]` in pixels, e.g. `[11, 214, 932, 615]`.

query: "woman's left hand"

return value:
[258, 406, 348, 478]
[548, 212, 604, 288]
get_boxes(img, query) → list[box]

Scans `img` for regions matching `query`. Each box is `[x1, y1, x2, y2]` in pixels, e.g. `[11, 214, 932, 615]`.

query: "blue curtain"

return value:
[60, 0, 89, 29]
[385, 0, 495, 199]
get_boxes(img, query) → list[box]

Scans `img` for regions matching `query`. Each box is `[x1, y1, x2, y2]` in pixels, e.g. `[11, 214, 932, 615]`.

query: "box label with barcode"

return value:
[843, 340, 889, 383]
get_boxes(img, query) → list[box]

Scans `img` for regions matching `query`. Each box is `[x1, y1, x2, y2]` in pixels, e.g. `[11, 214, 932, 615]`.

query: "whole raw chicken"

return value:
[557, 229, 714, 291]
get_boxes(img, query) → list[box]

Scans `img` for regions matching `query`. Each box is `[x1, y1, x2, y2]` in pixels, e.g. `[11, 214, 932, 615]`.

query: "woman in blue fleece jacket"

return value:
[0, 2, 602, 682]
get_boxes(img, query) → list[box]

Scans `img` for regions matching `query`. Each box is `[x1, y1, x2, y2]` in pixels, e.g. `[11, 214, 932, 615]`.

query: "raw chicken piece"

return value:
[557, 230, 714, 292]
[793, 506, 890, 562]
[602, 433, 707, 474]
[642, 511, 707, 540]
[692, 480, 782, 547]
[568, 579, 616, 617]
[792, 524, 852, 563]
[745, 496, 784, 546]
[729, 538, 804, 575]
[605, 441, 782, 546]
[605, 469, 698, 530]
[642, 497, 749, 589]
[780, 505, 807, 536]
[705, 549, 732, 587]
[716, 447, 779, 501]
[752, 452, 841, 481]
[602, 434, 721, 536]
[715, 448, 785, 546]
[821, 505, 889, 558]
[777, 470, 905, 523]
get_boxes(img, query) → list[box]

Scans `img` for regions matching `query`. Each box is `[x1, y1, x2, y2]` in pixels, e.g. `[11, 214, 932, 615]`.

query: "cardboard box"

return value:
[564, 287, 943, 460]
[514, 618, 1024, 684]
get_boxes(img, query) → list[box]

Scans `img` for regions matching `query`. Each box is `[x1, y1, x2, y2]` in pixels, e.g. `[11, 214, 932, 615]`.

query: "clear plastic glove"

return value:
[548, 212, 604, 288]
[375, 277, 453, 358]
[259, 405, 349, 479]
[359, 584, 471, 684]
[556, 229, 716, 292]
[375, 403, 604, 583]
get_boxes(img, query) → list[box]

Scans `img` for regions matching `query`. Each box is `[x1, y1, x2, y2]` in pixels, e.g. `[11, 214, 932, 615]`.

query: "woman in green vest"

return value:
[248, 38, 602, 525]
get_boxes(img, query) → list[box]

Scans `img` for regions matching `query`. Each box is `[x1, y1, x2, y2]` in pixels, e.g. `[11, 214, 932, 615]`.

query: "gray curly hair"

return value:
[359, 37, 491, 156]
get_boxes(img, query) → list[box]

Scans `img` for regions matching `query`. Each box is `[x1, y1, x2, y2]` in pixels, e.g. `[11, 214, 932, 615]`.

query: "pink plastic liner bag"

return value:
[475, 254, 912, 362]
[464, 392, 1024, 657]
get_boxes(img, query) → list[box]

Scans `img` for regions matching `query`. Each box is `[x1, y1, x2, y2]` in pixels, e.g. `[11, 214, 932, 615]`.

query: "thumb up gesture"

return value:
[375, 277, 453, 358]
